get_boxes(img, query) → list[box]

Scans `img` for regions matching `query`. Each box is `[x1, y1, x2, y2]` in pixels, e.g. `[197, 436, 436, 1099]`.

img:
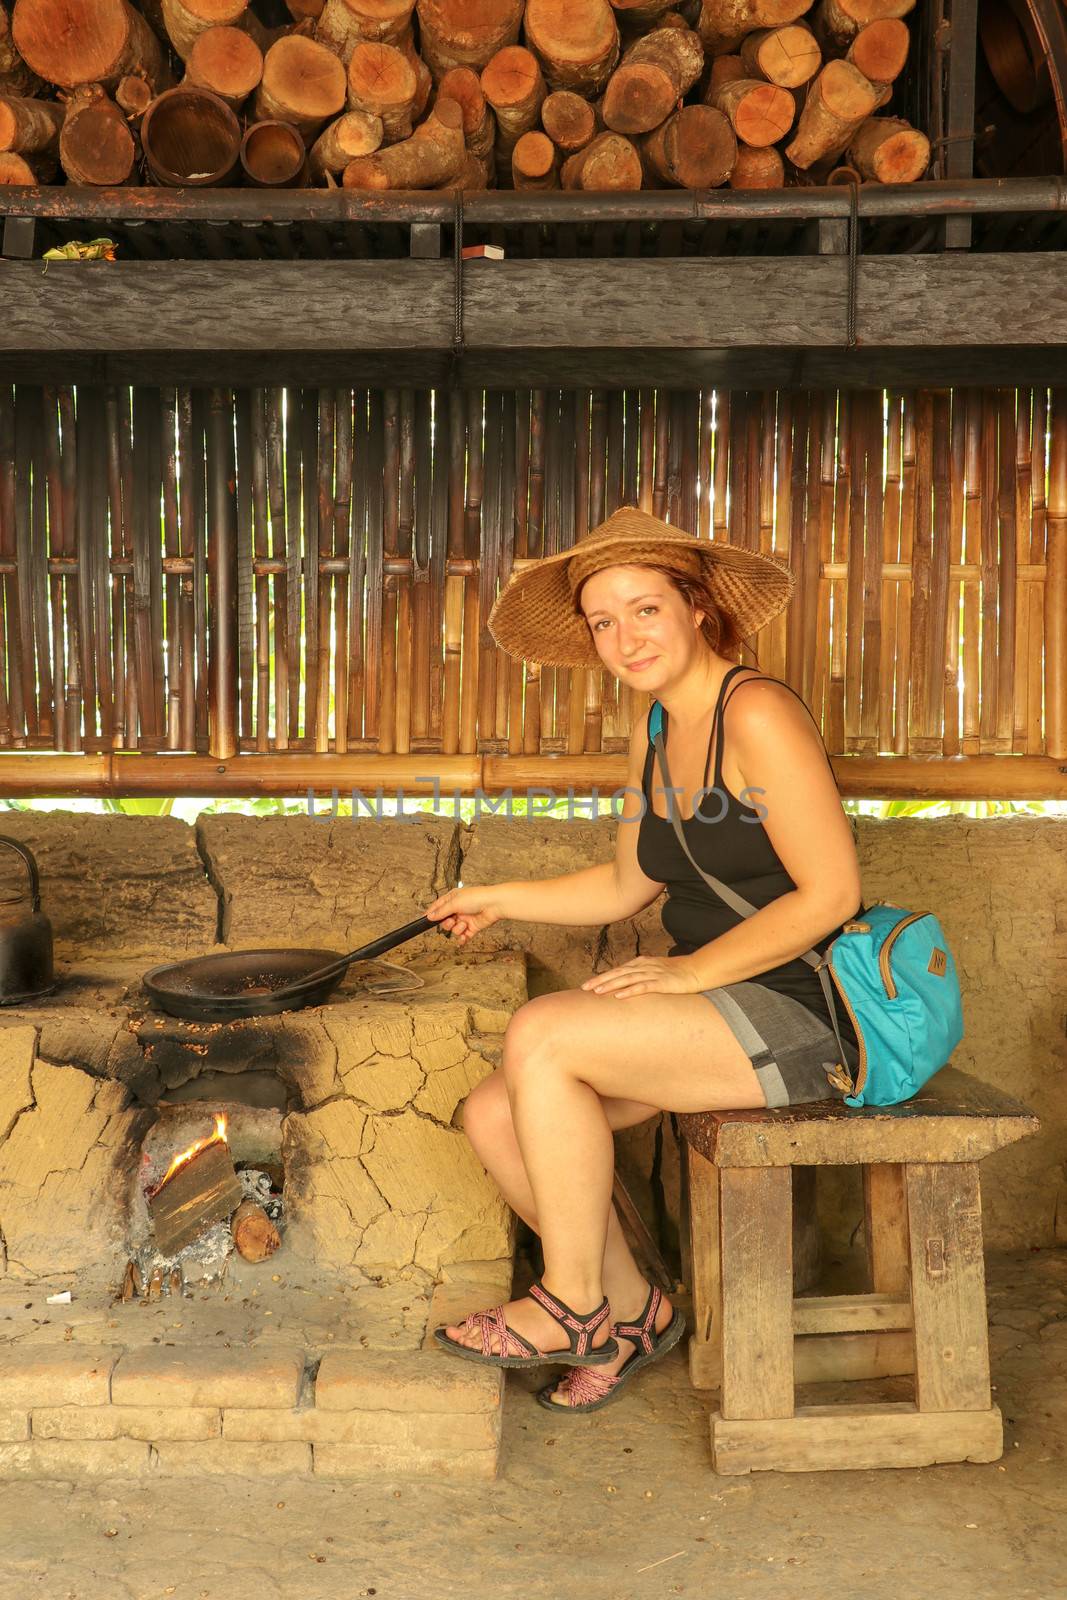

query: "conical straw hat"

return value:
[487, 506, 795, 668]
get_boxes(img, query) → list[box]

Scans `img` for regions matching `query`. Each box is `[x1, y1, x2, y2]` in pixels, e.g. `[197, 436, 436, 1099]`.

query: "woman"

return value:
[425, 507, 864, 1414]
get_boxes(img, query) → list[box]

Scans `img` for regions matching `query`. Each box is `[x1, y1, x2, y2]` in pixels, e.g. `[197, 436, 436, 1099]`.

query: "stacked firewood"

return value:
[0, 0, 930, 191]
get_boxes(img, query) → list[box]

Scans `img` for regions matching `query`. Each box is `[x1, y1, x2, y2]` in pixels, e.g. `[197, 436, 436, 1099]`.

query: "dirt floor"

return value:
[2, 1244, 1066, 1600]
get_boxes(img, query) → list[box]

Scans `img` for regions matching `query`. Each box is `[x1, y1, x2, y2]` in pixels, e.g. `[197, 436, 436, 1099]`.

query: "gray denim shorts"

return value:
[699, 980, 861, 1109]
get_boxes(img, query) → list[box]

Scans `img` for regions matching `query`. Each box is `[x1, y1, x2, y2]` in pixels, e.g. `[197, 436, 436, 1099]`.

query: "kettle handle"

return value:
[0, 836, 41, 912]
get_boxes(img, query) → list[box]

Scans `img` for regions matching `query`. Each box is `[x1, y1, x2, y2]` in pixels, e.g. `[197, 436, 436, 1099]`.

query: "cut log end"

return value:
[540, 88, 595, 151]
[714, 77, 795, 146]
[848, 114, 929, 182]
[643, 102, 736, 188]
[186, 26, 264, 105]
[561, 128, 641, 190]
[847, 17, 909, 84]
[728, 140, 785, 187]
[524, 0, 620, 94]
[231, 1198, 281, 1262]
[480, 44, 542, 110]
[602, 61, 676, 135]
[259, 33, 347, 131]
[60, 98, 136, 185]
[14, 0, 165, 90]
[742, 24, 821, 89]
[512, 127, 557, 187]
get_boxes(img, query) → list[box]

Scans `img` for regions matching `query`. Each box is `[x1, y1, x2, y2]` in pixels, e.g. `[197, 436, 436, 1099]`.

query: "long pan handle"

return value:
[264, 913, 444, 1003]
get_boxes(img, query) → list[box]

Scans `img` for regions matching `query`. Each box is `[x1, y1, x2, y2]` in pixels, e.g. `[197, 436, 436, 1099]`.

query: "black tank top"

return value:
[636, 664, 862, 1052]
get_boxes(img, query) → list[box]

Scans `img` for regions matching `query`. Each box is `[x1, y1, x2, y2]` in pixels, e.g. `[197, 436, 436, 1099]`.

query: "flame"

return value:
[148, 1114, 228, 1200]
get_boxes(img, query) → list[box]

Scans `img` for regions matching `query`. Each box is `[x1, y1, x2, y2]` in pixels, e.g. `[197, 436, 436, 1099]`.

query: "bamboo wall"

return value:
[0, 384, 1064, 790]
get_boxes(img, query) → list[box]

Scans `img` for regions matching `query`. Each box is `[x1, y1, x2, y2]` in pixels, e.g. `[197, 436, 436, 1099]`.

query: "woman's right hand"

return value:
[425, 884, 503, 945]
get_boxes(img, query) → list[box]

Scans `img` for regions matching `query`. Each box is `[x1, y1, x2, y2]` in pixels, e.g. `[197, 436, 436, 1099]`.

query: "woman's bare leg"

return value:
[460, 1068, 657, 1312]
[441, 987, 764, 1368]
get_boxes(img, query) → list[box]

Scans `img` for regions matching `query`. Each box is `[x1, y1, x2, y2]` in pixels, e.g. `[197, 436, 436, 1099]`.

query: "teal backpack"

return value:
[648, 697, 964, 1108]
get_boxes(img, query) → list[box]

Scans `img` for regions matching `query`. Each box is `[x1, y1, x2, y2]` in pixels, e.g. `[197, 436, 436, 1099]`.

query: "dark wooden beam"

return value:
[1, 254, 1064, 389]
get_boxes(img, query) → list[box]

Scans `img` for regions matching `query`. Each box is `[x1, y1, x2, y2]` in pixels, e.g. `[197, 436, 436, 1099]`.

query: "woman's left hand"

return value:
[580, 955, 706, 1000]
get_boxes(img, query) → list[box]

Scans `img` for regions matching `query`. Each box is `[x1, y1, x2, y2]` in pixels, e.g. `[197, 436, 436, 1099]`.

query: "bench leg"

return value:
[863, 1162, 911, 1294]
[685, 1145, 722, 1390]
[716, 1166, 794, 1422]
[905, 1161, 995, 1415]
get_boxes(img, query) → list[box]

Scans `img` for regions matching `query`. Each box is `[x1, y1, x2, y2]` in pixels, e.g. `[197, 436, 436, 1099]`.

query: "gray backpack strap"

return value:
[650, 726, 851, 1072]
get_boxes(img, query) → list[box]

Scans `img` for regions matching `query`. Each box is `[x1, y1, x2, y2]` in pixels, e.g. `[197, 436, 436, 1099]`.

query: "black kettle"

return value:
[0, 837, 55, 1004]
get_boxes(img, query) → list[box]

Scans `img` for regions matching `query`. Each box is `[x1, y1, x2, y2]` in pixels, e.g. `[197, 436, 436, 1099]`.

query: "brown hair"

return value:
[575, 561, 760, 666]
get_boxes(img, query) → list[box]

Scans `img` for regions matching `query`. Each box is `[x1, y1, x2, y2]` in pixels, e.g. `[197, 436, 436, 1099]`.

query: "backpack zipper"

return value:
[827, 959, 866, 1098]
[878, 910, 929, 1000]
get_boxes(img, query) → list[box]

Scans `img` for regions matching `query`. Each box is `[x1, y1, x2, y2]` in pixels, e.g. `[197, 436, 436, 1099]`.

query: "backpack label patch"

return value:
[928, 948, 947, 976]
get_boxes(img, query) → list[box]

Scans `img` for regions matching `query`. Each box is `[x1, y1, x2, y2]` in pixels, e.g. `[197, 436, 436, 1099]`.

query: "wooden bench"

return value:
[676, 1067, 1039, 1474]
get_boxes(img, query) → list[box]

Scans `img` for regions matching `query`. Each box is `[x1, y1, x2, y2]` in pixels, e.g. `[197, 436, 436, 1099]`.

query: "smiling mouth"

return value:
[626, 657, 657, 670]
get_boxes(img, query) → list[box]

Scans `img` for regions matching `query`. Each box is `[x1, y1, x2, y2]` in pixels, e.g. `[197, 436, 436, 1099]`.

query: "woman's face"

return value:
[579, 564, 704, 687]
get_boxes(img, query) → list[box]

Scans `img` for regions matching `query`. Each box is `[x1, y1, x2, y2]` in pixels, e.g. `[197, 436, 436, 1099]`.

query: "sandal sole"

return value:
[432, 1328, 621, 1370]
[534, 1308, 687, 1413]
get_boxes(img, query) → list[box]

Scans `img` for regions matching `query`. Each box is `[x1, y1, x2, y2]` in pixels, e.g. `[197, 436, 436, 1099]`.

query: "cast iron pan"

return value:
[143, 914, 444, 1023]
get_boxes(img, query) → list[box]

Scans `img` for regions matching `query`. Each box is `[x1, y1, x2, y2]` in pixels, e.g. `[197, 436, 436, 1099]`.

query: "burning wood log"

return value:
[316, 0, 414, 61]
[12, 0, 167, 90]
[346, 40, 417, 141]
[511, 126, 557, 187]
[784, 56, 881, 166]
[309, 106, 382, 175]
[232, 1198, 281, 1261]
[729, 138, 785, 185]
[602, 23, 704, 134]
[161, 0, 264, 61]
[524, 0, 620, 95]
[560, 127, 641, 189]
[437, 65, 495, 178]
[59, 83, 135, 184]
[480, 45, 544, 163]
[641, 101, 735, 187]
[255, 33, 346, 138]
[815, 0, 915, 54]
[740, 23, 821, 88]
[697, 0, 812, 56]
[709, 74, 794, 146]
[116, 72, 153, 127]
[119, 1258, 143, 1302]
[184, 26, 263, 109]
[0, 90, 61, 155]
[415, 0, 523, 79]
[846, 16, 908, 84]
[146, 1119, 244, 1258]
[1, 4, 41, 96]
[241, 118, 309, 185]
[141, 83, 242, 183]
[342, 93, 465, 186]
[541, 87, 596, 152]
[848, 113, 928, 180]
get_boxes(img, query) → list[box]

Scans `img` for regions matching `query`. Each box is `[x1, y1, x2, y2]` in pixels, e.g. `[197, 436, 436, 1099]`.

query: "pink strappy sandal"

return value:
[433, 1277, 619, 1370]
[535, 1284, 686, 1413]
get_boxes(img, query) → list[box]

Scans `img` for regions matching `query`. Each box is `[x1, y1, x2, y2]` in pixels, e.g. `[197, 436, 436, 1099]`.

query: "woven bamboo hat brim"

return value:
[487, 506, 795, 668]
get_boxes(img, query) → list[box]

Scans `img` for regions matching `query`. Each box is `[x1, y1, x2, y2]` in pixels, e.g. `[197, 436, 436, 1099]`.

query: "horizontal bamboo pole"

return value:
[0, 753, 1062, 799]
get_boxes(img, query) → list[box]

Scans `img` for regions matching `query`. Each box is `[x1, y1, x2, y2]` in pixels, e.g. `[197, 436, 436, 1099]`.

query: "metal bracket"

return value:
[2, 216, 36, 260]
